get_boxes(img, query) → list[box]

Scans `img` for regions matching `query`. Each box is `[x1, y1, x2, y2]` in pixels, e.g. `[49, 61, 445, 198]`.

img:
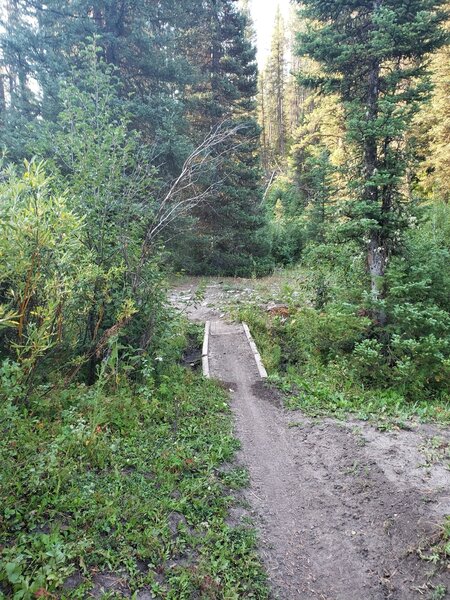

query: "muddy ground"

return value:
[171, 278, 450, 600]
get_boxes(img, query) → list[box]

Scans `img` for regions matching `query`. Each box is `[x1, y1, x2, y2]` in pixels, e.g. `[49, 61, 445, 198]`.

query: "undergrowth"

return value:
[237, 300, 450, 427]
[0, 339, 268, 599]
[234, 204, 450, 428]
[417, 516, 450, 595]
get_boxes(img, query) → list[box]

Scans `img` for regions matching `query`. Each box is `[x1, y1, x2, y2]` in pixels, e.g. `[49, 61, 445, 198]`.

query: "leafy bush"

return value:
[265, 178, 306, 266]
[351, 339, 387, 383]
[269, 220, 306, 266]
[0, 46, 172, 394]
[282, 308, 370, 365]
[0, 161, 90, 397]
[33, 44, 168, 372]
[242, 203, 450, 419]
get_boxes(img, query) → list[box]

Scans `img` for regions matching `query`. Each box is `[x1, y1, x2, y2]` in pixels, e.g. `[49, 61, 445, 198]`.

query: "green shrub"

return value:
[0, 47, 171, 394]
[0, 161, 90, 397]
[385, 203, 450, 398]
[270, 220, 306, 266]
[237, 307, 282, 372]
[282, 308, 370, 365]
[265, 177, 306, 266]
[242, 203, 450, 416]
[0, 363, 268, 598]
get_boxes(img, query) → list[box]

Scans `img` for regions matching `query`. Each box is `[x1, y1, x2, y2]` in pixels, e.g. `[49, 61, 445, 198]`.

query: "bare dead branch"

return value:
[131, 120, 247, 290]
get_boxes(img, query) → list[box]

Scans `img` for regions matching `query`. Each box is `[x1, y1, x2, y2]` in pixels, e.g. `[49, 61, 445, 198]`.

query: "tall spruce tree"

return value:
[263, 6, 288, 162]
[285, 6, 311, 136]
[296, 0, 448, 322]
[174, 0, 271, 276]
[0, 0, 40, 155]
[414, 14, 450, 202]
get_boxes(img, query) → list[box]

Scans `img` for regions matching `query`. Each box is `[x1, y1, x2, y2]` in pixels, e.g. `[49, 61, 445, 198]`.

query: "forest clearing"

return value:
[1, 0, 450, 599]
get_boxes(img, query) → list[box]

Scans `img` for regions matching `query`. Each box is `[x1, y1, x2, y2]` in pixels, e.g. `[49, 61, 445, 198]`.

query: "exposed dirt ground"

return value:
[171, 278, 450, 600]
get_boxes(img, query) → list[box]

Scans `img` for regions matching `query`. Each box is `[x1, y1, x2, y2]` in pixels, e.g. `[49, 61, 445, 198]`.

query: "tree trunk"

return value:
[275, 29, 285, 157]
[367, 234, 387, 325]
[364, 1, 387, 324]
[259, 74, 268, 170]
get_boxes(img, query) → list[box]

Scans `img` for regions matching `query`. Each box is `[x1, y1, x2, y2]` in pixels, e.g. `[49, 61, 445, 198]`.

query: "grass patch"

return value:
[0, 367, 268, 599]
[418, 516, 450, 576]
[280, 366, 450, 427]
[238, 304, 450, 427]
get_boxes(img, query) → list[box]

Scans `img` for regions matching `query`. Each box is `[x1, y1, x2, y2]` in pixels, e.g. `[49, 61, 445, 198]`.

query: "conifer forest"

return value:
[0, 1, 449, 598]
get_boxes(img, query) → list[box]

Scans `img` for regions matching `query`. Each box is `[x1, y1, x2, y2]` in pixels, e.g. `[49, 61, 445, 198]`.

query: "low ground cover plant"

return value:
[1, 351, 268, 599]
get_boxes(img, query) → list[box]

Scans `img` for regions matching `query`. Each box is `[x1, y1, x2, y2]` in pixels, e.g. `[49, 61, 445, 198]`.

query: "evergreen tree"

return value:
[175, 0, 271, 276]
[296, 0, 448, 322]
[414, 20, 450, 202]
[285, 6, 309, 140]
[290, 94, 345, 242]
[0, 0, 270, 275]
[0, 0, 200, 169]
[0, 0, 40, 155]
[258, 5, 310, 172]
[258, 71, 270, 170]
[264, 6, 287, 162]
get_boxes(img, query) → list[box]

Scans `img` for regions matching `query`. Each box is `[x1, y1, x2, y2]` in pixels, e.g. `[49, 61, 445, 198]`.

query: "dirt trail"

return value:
[171, 280, 450, 600]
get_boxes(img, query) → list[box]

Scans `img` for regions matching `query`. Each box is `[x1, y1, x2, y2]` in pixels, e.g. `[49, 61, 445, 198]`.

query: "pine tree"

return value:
[258, 71, 270, 170]
[264, 6, 287, 161]
[174, 0, 271, 276]
[0, 0, 40, 154]
[258, 5, 308, 170]
[296, 0, 448, 322]
[0, 0, 270, 275]
[285, 6, 309, 139]
[415, 21, 450, 202]
[290, 93, 345, 240]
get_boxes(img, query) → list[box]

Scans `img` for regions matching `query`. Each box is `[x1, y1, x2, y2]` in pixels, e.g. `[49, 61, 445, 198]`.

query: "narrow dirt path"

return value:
[171, 280, 450, 600]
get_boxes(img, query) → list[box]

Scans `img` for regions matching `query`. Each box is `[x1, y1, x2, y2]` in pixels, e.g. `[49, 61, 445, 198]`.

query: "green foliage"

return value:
[385, 203, 450, 396]
[414, 40, 450, 203]
[0, 361, 268, 598]
[351, 339, 387, 383]
[171, 1, 271, 277]
[300, 242, 367, 308]
[240, 203, 450, 420]
[32, 46, 169, 382]
[0, 160, 89, 396]
[418, 516, 450, 577]
[264, 94, 347, 267]
[1, 2, 270, 278]
[240, 293, 450, 424]
[250, 2, 450, 420]
[0, 45, 174, 397]
[260, 6, 288, 162]
[296, 0, 449, 307]
[287, 309, 369, 362]
[238, 307, 283, 373]
[0, 21, 269, 596]
[265, 178, 305, 265]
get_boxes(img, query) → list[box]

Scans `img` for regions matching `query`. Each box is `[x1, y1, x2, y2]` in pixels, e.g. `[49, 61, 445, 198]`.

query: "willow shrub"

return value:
[0, 160, 92, 400]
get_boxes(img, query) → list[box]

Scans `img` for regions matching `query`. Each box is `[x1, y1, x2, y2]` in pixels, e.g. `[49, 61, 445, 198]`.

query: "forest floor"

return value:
[170, 277, 450, 600]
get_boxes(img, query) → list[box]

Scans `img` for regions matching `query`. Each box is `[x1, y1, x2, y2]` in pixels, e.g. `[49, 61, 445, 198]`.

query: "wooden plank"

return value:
[202, 321, 210, 378]
[242, 322, 268, 379]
